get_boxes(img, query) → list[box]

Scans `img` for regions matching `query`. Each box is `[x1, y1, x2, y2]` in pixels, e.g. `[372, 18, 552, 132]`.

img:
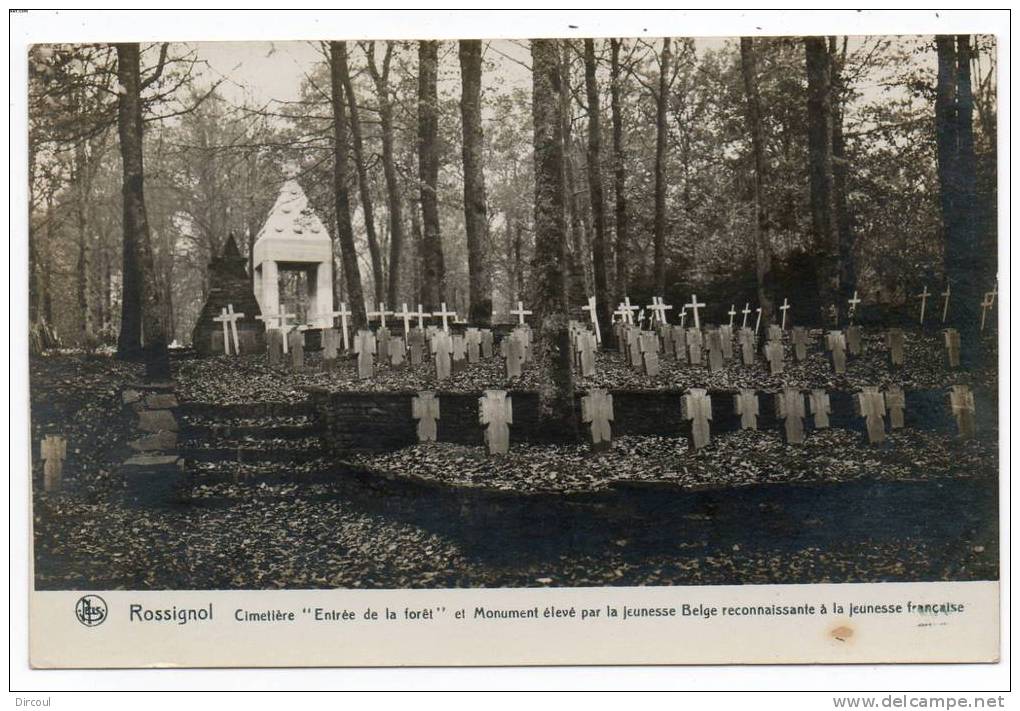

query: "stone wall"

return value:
[308, 386, 997, 455]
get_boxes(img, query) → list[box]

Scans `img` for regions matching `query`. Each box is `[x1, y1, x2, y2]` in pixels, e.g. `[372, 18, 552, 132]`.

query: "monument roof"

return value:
[254, 179, 330, 244]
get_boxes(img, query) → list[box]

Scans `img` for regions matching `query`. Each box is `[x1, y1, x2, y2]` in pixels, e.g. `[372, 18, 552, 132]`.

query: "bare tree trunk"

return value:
[458, 40, 492, 324]
[560, 43, 589, 304]
[653, 37, 671, 295]
[584, 38, 613, 346]
[73, 142, 94, 347]
[829, 37, 856, 321]
[610, 39, 629, 301]
[115, 43, 170, 377]
[329, 41, 368, 329]
[367, 42, 407, 307]
[418, 40, 445, 311]
[805, 37, 839, 327]
[410, 196, 423, 305]
[338, 42, 384, 305]
[531, 38, 577, 439]
[739, 37, 776, 324]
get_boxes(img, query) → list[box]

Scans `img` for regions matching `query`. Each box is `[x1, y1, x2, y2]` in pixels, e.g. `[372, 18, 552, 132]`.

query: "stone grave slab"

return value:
[733, 390, 759, 430]
[682, 388, 712, 450]
[581, 388, 614, 452]
[479, 389, 512, 455]
[411, 391, 440, 442]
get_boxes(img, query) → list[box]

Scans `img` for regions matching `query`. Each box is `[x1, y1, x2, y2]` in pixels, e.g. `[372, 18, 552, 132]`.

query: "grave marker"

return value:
[354, 329, 376, 379]
[510, 300, 533, 326]
[941, 284, 951, 323]
[411, 391, 440, 442]
[754, 306, 763, 336]
[767, 324, 783, 343]
[856, 386, 887, 444]
[763, 339, 784, 375]
[917, 285, 931, 325]
[727, 305, 737, 328]
[847, 291, 861, 323]
[791, 327, 809, 362]
[367, 302, 394, 330]
[465, 328, 481, 364]
[678, 305, 688, 329]
[980, 292, 995, 332]
[885, 385, 905, 429]
[256, 311, 297, 354]
[213, 304, 245, 355]
[648, 296, 673, 325]
[949, 385, 976, 438]
[687, 327, 703, 366]
[825, 330, 847, 374]
[581, 389, 614, 452]
[434, 302, 457, 332]
[809, 389, 831, 429]
[846, 325, 862, 357]
[432, 330, 454, 380]
[886, 329, 905, 367]
[615, 296, 639, 325]
[514, 325, 533, 362]
[776, 388, 806, 444]
[407, 328, 426, 366]
[576, 331, 597, 377]
[687, 294, 706, 329]
[414, 304, 430, 330]
[321, 327, 340, 367]
[738, 328, 755, 366]
[671, 325, 687, 362]
[266, 329, 285, 365]
[718, 324, 734, 360]
[627, 327, 643, 371]
[41, 434, 66, 492]
[944, 328, 961, 368]
[479, 390, 513, 455]
[451, 334, 467, 372]
[501, 334, 525, 378]
[779, 297, 791, 330]
[657, 322, 674, 359]
[480, 329, 494, 358]
[376, 326, 392, 361]
[288, 328, 306, 370]
[581, 295, 602, 344]
[741, 303, 751, 329]
[639, 332, 660, 376]
[396, 303, 416, 340]
[733, 390, 759, 430]
[681, 388, 712, 450]
[706, 329, 724, 373]
[389, 337, 406, 367]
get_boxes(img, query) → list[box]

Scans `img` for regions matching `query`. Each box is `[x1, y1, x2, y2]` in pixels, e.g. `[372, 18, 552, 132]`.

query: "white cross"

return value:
[687, 294, 705, 329]
[847, 291, 861, 322]
[741, 303, 751, 329]
[980, 292, 995, 332]
[581, 295, 601, 344]
[396, 303, 415, 338]
[779, 297, 791, 330]
[678, 305, 688, 329]
[917, 285, 931, 325]
[754, 307, 762, 336]
[637, 308, 647, 328]
[213, 304, 245, 355]
[367, 302, 394, 329]
[727, 305, 737, 328]
[616, 297, 639, 325]
[510, 300, 533, 326]
[433, 302, 457, 332]
[414, 304, 430, 330]
[988, 280, 998, 307]
[318, 305, 352, 351]
[647, 296, 673, 325]
[941, 284, 951, 323]
[255, 311, 296, 353]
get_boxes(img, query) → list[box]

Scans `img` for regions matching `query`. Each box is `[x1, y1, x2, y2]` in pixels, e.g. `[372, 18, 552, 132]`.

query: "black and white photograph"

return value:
[18, 10, 1004, 676]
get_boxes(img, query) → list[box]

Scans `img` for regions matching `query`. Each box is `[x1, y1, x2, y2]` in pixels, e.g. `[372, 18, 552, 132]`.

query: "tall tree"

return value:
[560, 42, 590, 301]
[804, 37, 840, 326]
[458, 39, 492, 324]
[739, 37, 776, 323]
[417, 40, 445, 311]
[652, 37, 672, 294]
[609, 39, 630, 301]
[365, 41, 406, 306]
[583, 38, 613, 346]
[114, 42, 169, 377]
[530, 39, 577, 438]
[829, 36, 856, 318]
[329, 41, 368, 329]
[338, 43, 384, 305]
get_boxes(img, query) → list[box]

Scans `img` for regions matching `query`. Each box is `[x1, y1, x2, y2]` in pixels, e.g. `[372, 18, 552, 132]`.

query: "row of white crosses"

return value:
[213, 304, 246, 355]
[911, 281, 997, 330]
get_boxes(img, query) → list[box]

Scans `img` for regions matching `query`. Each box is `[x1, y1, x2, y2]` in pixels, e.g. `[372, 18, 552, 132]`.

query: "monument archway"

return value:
[253, 179, 333, 328]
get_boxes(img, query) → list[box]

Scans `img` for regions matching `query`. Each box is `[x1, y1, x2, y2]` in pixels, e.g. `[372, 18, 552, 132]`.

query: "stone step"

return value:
[176, 401, 317, 420]
[180, 423, 320, 441]
[180, 443, 328, 464]
[188, 457, 343, 486]
[119, 454, 190, 505]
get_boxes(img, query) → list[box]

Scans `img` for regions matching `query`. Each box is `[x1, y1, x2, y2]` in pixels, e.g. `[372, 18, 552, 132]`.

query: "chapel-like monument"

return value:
[253, 179, 334, 328]
[191, 233, 264, 355]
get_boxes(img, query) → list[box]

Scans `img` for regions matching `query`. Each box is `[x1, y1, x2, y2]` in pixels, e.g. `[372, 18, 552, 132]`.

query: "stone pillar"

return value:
[261, 260, 280, 317]
[314, 260, 333, 328]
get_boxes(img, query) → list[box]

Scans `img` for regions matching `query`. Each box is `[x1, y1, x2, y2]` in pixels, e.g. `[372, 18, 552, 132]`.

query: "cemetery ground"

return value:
[30, 323, 998, 590]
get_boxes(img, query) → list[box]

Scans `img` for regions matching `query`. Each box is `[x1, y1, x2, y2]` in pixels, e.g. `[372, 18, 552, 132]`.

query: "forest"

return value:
[28, 36, 997, 363]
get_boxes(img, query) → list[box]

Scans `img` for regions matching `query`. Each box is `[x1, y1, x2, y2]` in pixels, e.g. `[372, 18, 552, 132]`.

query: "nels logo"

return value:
[75, 595, 107, 627]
